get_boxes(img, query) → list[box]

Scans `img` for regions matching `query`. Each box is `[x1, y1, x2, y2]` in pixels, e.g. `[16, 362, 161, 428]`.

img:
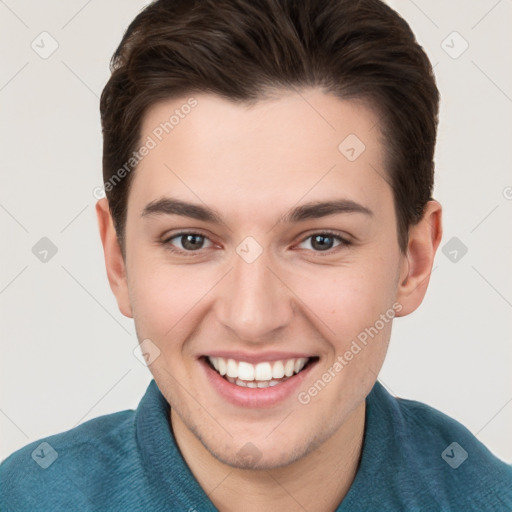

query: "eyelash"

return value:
[160, 230, 352, 257]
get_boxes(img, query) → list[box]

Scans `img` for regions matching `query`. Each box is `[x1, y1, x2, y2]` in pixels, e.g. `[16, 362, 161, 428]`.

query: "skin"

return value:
[96, 88, 442, 512]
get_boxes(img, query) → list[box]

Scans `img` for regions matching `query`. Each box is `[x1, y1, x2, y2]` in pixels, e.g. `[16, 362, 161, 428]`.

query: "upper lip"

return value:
[201, 351, 317, 364]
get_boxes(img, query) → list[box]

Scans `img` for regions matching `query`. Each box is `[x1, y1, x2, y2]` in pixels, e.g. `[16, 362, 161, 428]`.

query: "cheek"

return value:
[292, 257, 399, 343]
[127, 254, 213, 340]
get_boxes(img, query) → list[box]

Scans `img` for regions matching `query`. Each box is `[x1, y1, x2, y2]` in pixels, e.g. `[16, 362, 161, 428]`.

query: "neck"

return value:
[170, 402, 366, 512]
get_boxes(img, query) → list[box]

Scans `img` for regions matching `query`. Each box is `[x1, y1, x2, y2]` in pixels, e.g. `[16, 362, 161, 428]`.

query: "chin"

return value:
[214, 450, 300, 471]
[205, 435, 317, 471]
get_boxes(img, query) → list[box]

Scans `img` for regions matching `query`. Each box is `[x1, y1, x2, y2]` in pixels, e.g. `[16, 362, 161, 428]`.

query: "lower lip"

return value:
[200, 357, 317, 408]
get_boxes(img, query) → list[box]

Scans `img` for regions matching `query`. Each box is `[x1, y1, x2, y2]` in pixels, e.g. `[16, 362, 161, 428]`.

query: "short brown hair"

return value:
[100, 0, 439, 254]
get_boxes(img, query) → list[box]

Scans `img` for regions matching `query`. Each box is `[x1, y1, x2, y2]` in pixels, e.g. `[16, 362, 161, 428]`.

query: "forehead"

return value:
[130, 89, 390, 221]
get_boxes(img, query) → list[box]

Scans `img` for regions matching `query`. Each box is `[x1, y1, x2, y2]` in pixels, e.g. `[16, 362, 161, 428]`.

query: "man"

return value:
[1, 0, 511, 510]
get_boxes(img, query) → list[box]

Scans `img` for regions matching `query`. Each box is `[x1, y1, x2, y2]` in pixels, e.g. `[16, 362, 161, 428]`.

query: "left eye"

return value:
[167, 233, 213, 251]
[297, 233, 346, 252]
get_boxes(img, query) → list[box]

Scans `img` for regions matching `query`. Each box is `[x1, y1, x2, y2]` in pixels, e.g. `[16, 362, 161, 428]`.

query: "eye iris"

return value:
[182, 234, 204, 250]
[311, 234, 334, 251]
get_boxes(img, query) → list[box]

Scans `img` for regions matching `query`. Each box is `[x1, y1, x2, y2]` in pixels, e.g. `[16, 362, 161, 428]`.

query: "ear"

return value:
[95, 198, 133, 318]
[395, 200, 442, 316]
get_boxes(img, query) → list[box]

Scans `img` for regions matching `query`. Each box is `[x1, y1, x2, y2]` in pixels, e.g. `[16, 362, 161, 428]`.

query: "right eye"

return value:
[163, 232, 214, 254]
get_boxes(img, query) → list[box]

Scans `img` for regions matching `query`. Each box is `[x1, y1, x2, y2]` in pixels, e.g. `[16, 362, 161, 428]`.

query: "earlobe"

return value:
[396, 200, 443, 316]
[95, 198, 133, 318]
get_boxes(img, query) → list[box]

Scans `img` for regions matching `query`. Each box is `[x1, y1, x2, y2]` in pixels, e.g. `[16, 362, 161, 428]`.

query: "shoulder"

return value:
[0, 410, 138, 512]
[371, 383, 512, 509]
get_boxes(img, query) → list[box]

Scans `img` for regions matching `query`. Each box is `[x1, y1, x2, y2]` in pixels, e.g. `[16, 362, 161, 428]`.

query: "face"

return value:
[101, 89, 420, 470]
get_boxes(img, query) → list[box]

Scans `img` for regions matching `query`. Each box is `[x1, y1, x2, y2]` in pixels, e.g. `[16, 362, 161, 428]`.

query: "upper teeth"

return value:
[208, 356, 309, 381]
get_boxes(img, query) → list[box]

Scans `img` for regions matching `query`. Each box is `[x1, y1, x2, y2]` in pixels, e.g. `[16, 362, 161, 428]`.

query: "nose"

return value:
[214, 245, 294, 342]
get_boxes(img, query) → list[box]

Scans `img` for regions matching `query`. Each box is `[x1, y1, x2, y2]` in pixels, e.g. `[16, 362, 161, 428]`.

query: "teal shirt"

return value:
[1, 379, 511, 511]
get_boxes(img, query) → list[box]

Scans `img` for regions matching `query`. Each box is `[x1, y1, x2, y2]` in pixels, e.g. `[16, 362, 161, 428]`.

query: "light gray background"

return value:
[1, 0, 511, 464]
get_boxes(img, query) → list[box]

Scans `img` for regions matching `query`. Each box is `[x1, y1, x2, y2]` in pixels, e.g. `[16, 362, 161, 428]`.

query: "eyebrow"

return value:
[141, 197, 373, 224]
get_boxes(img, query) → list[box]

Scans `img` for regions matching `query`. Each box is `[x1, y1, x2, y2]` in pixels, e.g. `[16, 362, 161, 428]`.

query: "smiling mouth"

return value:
[202, 355, 319, 388]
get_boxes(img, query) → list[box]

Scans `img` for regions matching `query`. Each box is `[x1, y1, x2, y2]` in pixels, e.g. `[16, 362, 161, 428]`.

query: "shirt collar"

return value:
[135, 379, 218, 511]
